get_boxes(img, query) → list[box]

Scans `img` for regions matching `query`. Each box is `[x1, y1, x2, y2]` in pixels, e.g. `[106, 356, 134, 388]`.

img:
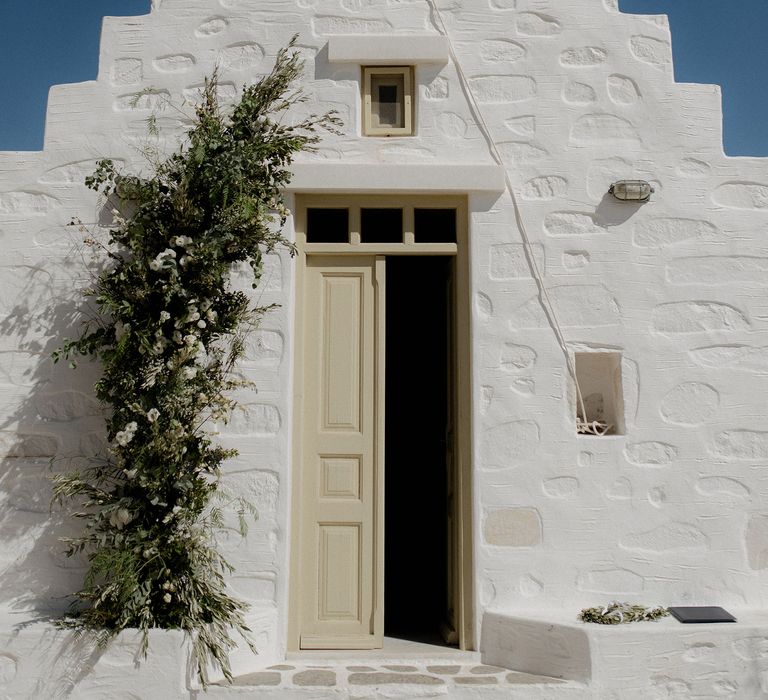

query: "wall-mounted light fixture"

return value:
[608, 180, 654, 202]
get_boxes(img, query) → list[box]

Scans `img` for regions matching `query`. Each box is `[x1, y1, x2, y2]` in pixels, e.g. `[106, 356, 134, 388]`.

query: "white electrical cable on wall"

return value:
[425, 0, 599, 432]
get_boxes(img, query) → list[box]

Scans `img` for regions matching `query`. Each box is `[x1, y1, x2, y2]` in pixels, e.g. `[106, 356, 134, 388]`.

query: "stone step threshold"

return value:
[211, 661, 583, 697]
[207, 636, 583, 696]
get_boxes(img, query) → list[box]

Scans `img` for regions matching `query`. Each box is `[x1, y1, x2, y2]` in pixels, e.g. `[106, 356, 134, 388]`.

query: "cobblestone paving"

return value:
[223, 662, 566, 691]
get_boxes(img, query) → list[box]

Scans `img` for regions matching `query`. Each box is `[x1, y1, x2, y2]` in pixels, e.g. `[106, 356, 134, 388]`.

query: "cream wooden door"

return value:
[298, 255, 385, 649]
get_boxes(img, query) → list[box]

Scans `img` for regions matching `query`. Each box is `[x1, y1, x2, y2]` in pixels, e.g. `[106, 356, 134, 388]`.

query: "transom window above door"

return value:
[297, 195, 465, 255]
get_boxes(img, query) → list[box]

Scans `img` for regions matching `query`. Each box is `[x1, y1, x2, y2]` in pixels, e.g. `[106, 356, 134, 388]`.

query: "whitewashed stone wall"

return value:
[3, 0, 768, 695]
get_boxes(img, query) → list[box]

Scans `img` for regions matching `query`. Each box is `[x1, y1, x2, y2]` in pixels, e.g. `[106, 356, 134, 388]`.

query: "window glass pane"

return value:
[306, 208, 349, 243]
[360, 208, 403, 243]
[414, 209, 457, 243]
[379, 85, 397, 103]
[371, 74, 404, 128]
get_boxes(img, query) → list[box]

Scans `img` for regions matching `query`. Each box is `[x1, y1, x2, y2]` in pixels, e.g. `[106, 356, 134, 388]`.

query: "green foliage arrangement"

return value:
[52, 40, 339, 685]
[579, 602, 669, 625]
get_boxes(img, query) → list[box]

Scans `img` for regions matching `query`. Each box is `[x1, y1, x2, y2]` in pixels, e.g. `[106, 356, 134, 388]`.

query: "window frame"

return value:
[297, 195, 465, 255]
[362, 66, 414, 137]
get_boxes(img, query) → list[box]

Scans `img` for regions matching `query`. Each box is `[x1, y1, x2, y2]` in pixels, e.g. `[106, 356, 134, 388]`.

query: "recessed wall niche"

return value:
[574, 352, 624, 436]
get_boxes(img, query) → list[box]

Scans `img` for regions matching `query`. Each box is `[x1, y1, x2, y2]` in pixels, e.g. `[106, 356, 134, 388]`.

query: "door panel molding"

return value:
[321, 274, 363, 431]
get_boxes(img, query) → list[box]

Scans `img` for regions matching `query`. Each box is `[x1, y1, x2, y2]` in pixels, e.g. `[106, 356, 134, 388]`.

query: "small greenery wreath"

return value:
[52, 38, 339, 685]
[580, 602, 669, 625]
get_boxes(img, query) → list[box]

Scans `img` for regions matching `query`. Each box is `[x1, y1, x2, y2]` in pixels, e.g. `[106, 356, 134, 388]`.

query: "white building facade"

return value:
[3, 0, 768, 696]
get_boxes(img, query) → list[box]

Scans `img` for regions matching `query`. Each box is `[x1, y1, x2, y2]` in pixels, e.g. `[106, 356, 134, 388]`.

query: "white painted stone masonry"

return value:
[2, 0, 768, 696]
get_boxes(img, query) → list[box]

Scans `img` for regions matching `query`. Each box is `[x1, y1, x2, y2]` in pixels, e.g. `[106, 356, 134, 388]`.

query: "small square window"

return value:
[414, 208, 457, 243]
[360, 208, 403, 243]
[306, 208, 349, 243]
[363, 66, 413, 137]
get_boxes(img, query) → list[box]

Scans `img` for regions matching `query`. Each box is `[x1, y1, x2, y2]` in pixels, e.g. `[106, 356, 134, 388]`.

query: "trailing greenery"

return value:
[579, 602, 669, 625]
[52, 40, 339, 685]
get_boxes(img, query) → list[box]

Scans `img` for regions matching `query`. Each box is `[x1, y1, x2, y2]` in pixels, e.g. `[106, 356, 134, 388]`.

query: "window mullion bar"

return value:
[404, 207, 415, 245]
[350, 207, 361, 245]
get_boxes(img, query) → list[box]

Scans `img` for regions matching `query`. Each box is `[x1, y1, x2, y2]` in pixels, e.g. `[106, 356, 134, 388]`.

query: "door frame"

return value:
[288, 194, 474, 651]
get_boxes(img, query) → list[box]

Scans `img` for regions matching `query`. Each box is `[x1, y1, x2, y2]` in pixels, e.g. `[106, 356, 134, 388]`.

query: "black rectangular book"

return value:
[668, 606, 737, 623]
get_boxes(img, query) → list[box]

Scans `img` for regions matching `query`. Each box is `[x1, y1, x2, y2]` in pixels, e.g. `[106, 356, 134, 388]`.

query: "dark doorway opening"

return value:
[385, 256, 454, 645]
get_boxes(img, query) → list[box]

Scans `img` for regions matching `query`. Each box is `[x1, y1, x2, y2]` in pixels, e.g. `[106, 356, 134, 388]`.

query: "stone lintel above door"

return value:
[287, 163, 505, 194]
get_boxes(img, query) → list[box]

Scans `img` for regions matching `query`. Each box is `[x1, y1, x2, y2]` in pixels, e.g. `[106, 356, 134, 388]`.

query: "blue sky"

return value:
[621, 0, 768, 156]
[0, 0, 150, 151]
[0, 0, 766, 155]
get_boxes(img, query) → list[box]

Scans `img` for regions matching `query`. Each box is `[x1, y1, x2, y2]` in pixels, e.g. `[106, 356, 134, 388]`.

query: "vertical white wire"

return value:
[425, 0, 589, 423]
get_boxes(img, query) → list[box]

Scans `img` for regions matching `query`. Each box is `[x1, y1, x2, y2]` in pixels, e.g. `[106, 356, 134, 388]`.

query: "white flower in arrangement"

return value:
[184, 334, 197, 346]
[172, 235, 193, 247]
[159, 311, 171, 323]
[109, 507, 133, 529]
[163, 593, 172, 604]
[114, 321, 130, 341]
[200, 299, 212, 312]
[173, 331, 183, 344]
[115, 421, 138, 446]
[188, 311, 201, 322]
[206, 309, 217, 322]
[183, 367, 198, 379]
[124, 468, 138, 480]
[149, 248, 177, 272]
[197, 320, 206, 329]
[146, 408, 160, 423]
[110, 208, 126, 226]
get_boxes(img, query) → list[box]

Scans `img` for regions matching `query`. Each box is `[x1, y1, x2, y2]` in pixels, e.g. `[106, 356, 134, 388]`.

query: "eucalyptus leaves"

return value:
[580, 602, 669, 625]
[53, 39, 339, 685]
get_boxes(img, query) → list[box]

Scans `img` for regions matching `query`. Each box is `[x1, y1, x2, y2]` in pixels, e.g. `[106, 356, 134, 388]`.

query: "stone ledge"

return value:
[0, 620, 190, 698]
[287, 163, 505, 193]
[481, 608, 768, 697]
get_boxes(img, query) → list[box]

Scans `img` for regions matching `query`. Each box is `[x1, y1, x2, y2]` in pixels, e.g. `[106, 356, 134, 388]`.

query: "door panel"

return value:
[321, 275, 362, 430]
[299, 256, 384, 649]
[318, 524, 360, 620]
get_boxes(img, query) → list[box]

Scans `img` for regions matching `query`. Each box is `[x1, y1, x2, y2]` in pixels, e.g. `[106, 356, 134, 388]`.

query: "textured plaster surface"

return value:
[483, 610, 768, 698]
[2, 0, 768, 696]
